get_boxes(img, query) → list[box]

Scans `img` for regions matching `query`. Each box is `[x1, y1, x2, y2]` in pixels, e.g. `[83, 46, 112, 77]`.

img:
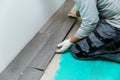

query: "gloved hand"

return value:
[56, 39, 73, 53]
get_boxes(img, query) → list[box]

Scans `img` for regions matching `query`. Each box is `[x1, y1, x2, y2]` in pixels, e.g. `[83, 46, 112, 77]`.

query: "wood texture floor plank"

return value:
[0, 33, 49, 80]
[29, 0, 76, 70]
[42, 0, 76, 36]
[17, 68, 43, 80]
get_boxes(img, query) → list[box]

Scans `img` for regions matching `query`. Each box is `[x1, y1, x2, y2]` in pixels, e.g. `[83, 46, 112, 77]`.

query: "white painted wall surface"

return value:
[0, 0, 65, 73]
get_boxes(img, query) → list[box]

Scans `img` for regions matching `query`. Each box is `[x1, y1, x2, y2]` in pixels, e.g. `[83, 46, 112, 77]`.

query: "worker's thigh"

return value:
[70, 19, 119, 55]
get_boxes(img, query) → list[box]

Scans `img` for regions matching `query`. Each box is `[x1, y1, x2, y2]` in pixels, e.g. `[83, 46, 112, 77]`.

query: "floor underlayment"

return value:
[53, 51, 120, 80]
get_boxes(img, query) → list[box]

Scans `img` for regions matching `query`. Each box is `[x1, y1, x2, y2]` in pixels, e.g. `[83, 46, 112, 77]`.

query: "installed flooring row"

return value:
[0, 0, 76, 80]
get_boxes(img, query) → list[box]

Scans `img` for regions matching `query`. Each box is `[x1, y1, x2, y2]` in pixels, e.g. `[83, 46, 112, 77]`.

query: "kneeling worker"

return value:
[56, 0, 120, 61]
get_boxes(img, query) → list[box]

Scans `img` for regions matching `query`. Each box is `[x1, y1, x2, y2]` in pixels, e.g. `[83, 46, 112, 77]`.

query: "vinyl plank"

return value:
[17, 68, 43, 80]
[40, 0, 76, 36]
[29, 15, 76, 70]
[0, 33, 49, 80]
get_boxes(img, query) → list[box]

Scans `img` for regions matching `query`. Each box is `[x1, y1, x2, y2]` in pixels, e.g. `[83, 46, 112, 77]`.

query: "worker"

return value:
[56, 0, 120, 59]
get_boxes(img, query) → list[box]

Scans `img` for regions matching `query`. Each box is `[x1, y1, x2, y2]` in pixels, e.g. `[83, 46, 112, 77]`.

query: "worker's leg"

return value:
[70, 19, 120, 59]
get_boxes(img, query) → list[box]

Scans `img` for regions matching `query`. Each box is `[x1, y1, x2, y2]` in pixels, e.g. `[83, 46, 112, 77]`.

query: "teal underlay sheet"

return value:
[53, 51, 120, 80]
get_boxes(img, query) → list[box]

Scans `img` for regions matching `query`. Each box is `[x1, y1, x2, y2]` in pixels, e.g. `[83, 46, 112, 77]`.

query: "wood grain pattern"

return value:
[0, 33, 49, 80]
[17, 68, 43, 80]
[29, 0, 76, 70]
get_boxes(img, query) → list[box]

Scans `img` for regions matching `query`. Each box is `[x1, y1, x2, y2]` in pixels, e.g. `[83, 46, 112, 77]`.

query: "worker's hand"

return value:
[56, 39, 73, 53]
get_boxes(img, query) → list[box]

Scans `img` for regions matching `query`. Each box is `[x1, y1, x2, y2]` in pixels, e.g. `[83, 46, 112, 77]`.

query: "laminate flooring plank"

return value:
[29, 14, 76, 70]
[0, 33, 49, 80]
[41, 0, 76, 36]
[17, 68, 43, 80]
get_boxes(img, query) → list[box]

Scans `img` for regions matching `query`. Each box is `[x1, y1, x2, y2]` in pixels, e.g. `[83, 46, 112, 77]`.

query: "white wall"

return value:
[0, 0, 65, 73]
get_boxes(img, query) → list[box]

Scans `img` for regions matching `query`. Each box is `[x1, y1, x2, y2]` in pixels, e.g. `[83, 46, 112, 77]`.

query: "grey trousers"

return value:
[70, 19, 120, 62]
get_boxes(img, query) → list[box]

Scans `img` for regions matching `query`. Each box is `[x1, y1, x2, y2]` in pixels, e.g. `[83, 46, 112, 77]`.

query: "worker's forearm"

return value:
[70, 36, 79, 43]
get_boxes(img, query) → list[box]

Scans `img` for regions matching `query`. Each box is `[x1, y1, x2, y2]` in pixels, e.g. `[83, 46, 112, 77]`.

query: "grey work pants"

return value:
[70, 19, 120, 62]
